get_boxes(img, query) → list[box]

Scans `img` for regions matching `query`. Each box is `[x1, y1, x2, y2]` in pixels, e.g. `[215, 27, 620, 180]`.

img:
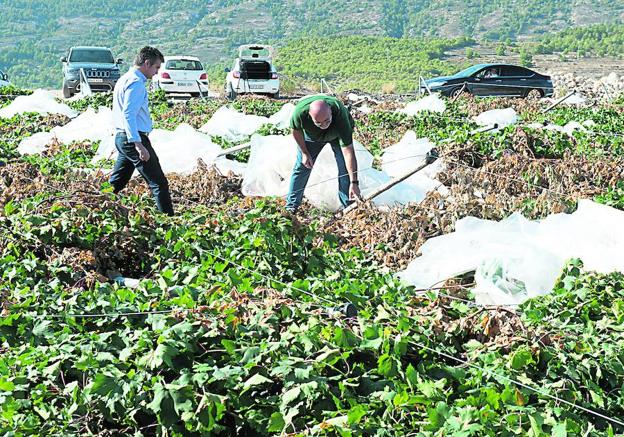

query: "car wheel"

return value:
[271, 91, 280, 99]
[526, 89, 543, 100]
[450, 86, 466, 99]
[226, 86, 237, 101]
[62, 80, 72, 99]
[190, 92, 201, 98]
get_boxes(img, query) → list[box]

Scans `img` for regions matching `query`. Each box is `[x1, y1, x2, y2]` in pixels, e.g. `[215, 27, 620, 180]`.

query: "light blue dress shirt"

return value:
[113, 68, 153, 143]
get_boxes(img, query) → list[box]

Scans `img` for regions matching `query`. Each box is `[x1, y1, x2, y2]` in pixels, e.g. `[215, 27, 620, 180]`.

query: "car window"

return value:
[165, 60, 203, 70]
[69, 49, 114, 63]
[502, 66, 532, 77]
[477, 67, 501, 79]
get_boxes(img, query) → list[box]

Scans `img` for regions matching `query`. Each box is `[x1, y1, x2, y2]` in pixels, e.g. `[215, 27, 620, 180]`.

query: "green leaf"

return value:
[243, 373, 272, 389]
[347, 404, 367, 424]
[268, 412, 285, 433]
[0, 379, 15, 392]
[377, 354, 397, 377]
[552, 422, 567, 437]
[90, 373, 121, 397]
[510, 347, 534, 370]
[281, 386, 301, 407]
[148, 383, 168, 413]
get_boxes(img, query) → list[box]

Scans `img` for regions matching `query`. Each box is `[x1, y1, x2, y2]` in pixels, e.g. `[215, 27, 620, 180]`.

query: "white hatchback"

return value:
[152, 56, 209, 97]
[225, 45, 280, 100]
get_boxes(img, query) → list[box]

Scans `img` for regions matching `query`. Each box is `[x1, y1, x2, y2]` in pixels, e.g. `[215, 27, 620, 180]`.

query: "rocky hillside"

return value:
[1, 0, 623, 88]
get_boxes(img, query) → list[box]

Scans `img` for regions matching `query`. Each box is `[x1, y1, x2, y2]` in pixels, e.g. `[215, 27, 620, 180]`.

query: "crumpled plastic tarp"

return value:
[94, 123, 245, 176]
[0, 89, 78, 119]
[241, 131, 445, 211]
[267, 103, 295, 129]
[474, 107, 518, 129]
[526, 120, 595, 136]
[18, 107, 114, 155]
[199, 106, 269, 142]
[398, 200, 624, 306]
[398, 94, 446, 116]
[200, 104, 295, 142]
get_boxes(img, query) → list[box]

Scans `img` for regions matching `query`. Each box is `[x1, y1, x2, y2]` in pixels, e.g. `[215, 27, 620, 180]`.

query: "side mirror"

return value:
[60, 56, 67, 63]
[224, 67, 231, 73]
[116, 58, 124, 64]
[2, 73, 7, 81]
[474, 77, 481, 82]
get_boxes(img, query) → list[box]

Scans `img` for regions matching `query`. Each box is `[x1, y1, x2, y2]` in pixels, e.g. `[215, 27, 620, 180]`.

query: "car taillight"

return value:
[233, 71, 240, 79]
[271, 73, 278, 80]
[161, 72, 171, 79]
[199, 73, 207, 80]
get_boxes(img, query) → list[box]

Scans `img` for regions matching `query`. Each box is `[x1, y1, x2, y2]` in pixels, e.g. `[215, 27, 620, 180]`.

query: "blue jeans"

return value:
[109, 132, 174, 215]
[286, 138, 351, 210]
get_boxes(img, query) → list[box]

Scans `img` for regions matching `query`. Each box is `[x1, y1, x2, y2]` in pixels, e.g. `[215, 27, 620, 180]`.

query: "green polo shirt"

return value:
[289, 95, 354, 146]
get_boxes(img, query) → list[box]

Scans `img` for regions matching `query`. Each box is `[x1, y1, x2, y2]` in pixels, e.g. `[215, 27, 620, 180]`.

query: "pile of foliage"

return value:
[1, 89, 624, 435]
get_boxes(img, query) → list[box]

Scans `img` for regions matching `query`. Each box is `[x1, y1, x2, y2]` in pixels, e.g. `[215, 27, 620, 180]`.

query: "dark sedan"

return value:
[421, 64, 554, 99]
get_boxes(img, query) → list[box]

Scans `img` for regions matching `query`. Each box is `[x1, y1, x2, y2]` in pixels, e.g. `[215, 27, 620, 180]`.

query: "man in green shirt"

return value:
[286, 95, 361, 212]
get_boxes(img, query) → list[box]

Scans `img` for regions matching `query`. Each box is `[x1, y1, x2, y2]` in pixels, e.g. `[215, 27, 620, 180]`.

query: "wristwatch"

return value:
[351, 180, 359, 185]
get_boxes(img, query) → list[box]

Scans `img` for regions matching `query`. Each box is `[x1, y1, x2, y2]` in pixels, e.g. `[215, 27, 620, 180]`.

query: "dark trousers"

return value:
[286, 138, 351, 211]
[109, 132, 174, 215]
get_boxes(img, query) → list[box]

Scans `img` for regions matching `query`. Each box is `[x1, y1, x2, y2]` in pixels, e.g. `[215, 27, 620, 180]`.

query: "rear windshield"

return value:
[240, 47, 271, 59]
[69, 49, 114, 64]
[165, 59, 203, 70]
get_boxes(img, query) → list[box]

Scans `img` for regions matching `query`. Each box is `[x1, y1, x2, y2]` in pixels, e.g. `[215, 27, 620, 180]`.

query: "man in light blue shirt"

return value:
[109, 46, 173, 215]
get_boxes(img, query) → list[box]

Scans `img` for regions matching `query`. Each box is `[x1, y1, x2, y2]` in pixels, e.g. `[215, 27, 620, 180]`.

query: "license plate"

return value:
[176, 82, 193, 87]
[250, 85, 264, 90]
[89, 78, 104, 83]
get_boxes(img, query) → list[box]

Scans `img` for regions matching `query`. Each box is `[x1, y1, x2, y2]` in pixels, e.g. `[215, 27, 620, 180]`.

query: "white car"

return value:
[0, 70, 10, 87]
[225, 45, 280, 100]
[152, 56, 209, 97]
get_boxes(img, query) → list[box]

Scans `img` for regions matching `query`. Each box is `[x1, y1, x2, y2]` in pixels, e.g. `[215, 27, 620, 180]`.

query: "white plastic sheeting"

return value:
[526, 120, 595, 136]
[93, 124, 245, 176]
[398, 200, 624, 306]
[18, 107, 114, 155]
[398, 94, 446, 116]
[474, 108, 518, 129]
[0, 89, 78, 119]
[241, 131, 445, 211]
[267, 103, 295, 129]
[199, 106, 269, 142]
[200, 104, 295, 142]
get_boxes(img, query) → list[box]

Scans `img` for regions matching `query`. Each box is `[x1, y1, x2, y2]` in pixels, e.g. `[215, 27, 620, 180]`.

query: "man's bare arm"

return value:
[342, 144, 362, 200]
[293, 129, 314, 169]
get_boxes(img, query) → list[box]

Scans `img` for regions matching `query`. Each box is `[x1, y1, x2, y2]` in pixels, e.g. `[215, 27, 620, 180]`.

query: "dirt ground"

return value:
[445, 43, 623, 78]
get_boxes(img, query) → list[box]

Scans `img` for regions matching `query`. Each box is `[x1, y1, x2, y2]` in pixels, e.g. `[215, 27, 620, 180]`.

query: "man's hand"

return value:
[349, 182, 362, 201]
[135, 142, 150, 161]
[302, 153, 314, 169]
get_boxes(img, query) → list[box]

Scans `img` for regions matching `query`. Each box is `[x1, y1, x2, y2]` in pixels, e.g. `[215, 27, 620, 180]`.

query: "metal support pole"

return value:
[216, 142, 252, 158]
[542, 90, 576, 113]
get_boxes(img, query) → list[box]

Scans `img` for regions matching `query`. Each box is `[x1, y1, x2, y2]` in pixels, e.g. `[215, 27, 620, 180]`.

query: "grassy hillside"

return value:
[530, 23, 624, 58]
[0, 0, 623, 89]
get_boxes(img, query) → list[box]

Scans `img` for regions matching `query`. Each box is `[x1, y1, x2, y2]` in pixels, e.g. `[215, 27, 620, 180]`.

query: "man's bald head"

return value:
[309, 100, 332, 129]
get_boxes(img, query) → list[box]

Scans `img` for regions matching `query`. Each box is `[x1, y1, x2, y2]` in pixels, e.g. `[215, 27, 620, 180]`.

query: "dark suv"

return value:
[422, 64, 554, 99]
[61, 46, 123, 98]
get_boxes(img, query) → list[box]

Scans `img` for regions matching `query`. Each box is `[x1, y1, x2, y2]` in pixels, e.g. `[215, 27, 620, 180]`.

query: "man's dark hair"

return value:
[134, 46, 164, 66]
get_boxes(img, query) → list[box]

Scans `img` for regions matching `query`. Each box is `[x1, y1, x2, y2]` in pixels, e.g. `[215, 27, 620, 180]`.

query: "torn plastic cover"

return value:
[199, 106, 269, 142]
[398, 200, 624, 306]
[242, 131, 445, 211]
[0, 89, 78, 119]
[473, 108, 518, 130]
[398, 94, 446, 116]
[18, 106, 114, 155]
